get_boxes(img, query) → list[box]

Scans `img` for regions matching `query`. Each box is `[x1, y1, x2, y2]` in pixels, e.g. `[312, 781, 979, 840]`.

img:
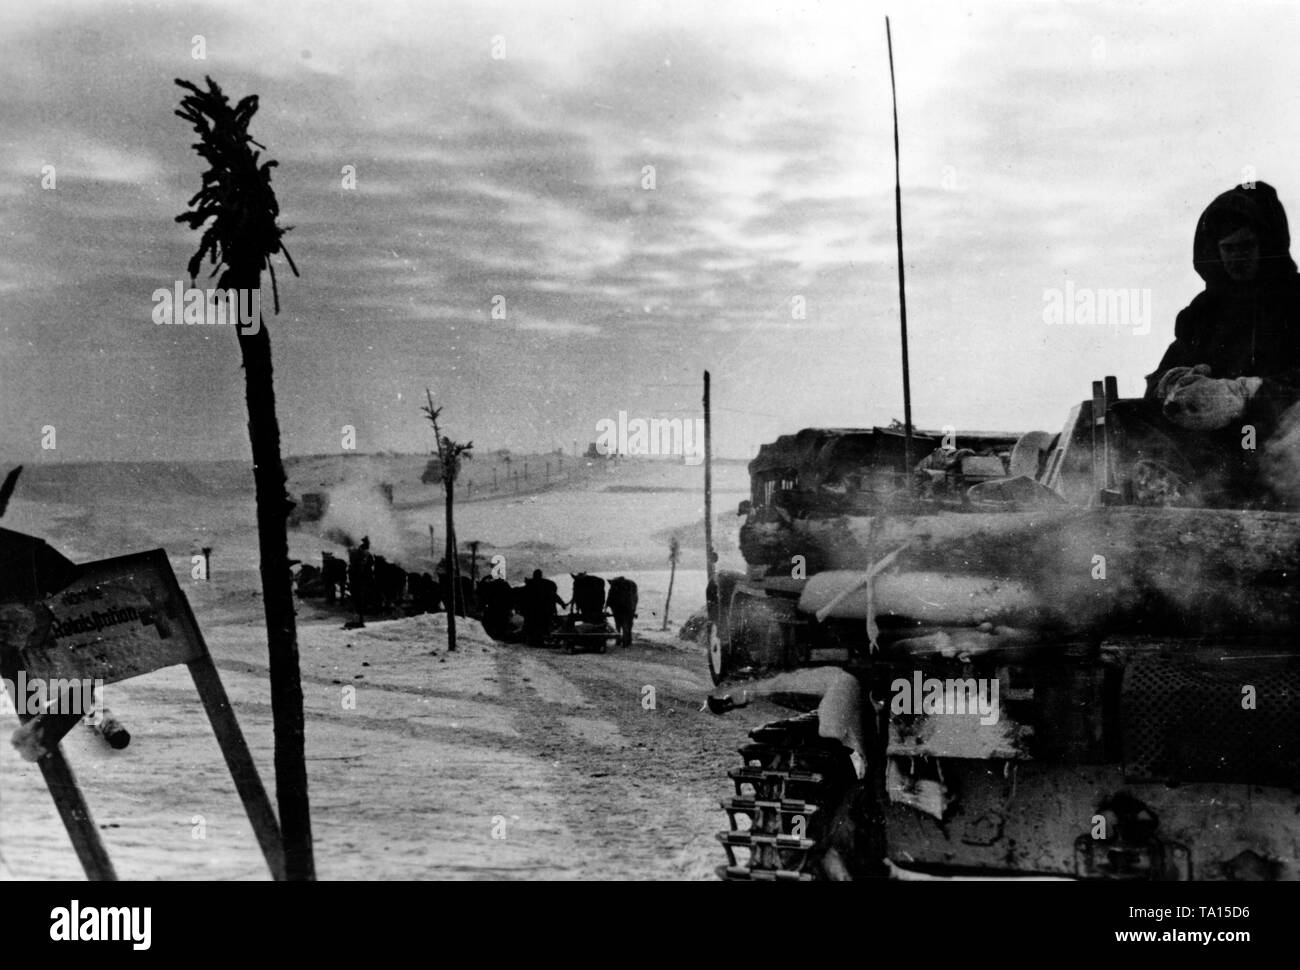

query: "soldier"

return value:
[1144, 182, 1300, 503]
[704, 551, 720, 626]
[294, 562, 321, 599]
[1147, 182, 1300, 419]
[415, 571, 441, 614]
[522, 569, 565, 646]
[373, 556, 406, 615]
[321, 551, 347, 604]
[478, 576, 516, 640]
[459, 574, 477, 618]
[435, 557, 452, 613]
[348, 536, 374, 626]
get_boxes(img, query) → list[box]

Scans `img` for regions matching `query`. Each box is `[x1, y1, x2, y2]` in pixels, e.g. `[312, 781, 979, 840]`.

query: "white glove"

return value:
[1163, 374, 1263, 430]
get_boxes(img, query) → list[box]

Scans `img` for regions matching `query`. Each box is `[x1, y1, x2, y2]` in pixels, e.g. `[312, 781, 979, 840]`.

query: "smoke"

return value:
[1260, 402, 1300, 506]
[318, 479, 407, 562]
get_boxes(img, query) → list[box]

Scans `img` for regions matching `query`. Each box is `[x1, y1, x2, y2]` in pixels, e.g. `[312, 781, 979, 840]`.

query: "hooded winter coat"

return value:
[1145, 182, 1300, 427]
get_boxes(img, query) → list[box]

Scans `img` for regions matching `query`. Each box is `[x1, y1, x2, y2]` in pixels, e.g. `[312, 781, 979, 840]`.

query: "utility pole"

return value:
[703, 370, 715, 597]
[448, 518, 460, 621]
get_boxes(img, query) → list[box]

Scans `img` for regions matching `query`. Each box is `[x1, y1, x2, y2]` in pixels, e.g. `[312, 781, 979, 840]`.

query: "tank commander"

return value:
[1146, 181, 1300, 432]
[1141, 182, 1300, 504]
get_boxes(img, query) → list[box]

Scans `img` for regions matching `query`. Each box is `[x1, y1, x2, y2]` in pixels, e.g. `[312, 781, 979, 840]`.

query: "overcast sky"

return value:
[5, 0, 1300, 462]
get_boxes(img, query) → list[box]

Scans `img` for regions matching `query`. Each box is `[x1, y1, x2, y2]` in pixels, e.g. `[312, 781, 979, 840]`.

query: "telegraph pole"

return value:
[704, 370, 714, 593]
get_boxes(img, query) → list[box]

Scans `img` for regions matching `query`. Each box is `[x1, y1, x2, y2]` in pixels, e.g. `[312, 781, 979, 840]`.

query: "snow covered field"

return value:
[0, 453, 775, 880]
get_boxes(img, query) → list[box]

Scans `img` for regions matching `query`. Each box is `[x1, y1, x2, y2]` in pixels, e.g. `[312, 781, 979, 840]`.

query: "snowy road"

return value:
[2, 613, 780, 880]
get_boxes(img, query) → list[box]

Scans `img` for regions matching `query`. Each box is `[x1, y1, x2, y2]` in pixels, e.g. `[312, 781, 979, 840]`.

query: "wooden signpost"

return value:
[0, 544, 286, 880]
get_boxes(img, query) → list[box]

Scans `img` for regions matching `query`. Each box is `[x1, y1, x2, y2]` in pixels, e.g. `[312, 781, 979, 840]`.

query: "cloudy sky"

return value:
[4, 0, 1300, 462]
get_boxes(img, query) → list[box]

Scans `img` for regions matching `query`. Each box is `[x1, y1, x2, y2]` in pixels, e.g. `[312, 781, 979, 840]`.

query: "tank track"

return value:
[716, 712, 856, 881]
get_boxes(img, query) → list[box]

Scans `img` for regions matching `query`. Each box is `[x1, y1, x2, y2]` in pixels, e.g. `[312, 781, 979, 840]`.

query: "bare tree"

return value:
[421, 390, 473, 651]
[174, 76, 312, 880]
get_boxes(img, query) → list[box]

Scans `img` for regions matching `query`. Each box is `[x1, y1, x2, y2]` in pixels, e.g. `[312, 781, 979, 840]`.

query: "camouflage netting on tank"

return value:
[1121, 653, 1300, 787]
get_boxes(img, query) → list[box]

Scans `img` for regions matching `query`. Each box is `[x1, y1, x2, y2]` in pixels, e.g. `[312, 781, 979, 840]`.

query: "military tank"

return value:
[708, 377, 1300, 881]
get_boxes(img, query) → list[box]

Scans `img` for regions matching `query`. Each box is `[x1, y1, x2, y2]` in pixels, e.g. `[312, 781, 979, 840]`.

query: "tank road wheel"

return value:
[716, 713, 859, 881]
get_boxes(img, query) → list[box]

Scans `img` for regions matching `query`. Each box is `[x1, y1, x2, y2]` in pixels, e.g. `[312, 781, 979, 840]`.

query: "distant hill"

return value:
[14, 460, 251, 503]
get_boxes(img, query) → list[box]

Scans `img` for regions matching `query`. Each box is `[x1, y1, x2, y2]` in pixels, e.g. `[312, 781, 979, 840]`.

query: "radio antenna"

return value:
[886, 16, 915, 479]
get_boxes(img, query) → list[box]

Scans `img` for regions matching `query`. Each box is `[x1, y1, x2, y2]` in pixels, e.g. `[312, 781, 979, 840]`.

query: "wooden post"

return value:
[189, 653, 287, 880]
[3, 550, 290, 881]
[1, 609, 117, 880]
[37, 752, 118, 880]
[171, 577, 287, 879]
[445, 485, 458, 648]
[662, 536, 679, 631]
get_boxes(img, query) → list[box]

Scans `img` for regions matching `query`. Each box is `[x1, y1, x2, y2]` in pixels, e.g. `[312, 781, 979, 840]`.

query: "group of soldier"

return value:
[294, 536, 472, 625]
[294, 539, 638, 647]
